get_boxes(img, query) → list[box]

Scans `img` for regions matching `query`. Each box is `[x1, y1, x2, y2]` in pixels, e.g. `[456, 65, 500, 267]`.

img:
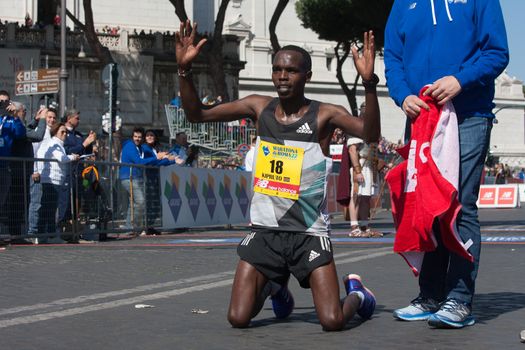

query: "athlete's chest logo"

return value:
[296, 122, 312, 134]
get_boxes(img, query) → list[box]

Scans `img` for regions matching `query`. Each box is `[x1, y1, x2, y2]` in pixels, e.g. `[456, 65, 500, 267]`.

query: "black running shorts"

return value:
[237, 228, 333, 288]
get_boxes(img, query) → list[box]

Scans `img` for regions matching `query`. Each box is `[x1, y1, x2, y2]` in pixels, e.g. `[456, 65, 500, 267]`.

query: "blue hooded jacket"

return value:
[0, 115, 26, 163]
[119, 139, 161, 180]
[384, 0, 509, 118]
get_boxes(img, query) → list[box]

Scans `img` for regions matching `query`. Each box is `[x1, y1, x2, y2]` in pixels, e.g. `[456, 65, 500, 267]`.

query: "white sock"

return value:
[350, 221, 359, 226]
[349, 291, 365, 307]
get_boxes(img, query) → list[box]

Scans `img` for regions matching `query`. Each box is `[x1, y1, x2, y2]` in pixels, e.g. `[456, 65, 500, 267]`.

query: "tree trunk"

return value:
[168, 0, 189, 22]
[334, 42, 359, 116]
[66, 1, 114, 65]
[269, 0, 289, 53]
[208, 0, 231, 102]
[171, 0, 231, 101]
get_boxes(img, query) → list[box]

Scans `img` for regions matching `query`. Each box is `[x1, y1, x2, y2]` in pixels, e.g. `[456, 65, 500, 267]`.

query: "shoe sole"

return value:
[345, 274, 376, 319]
[393, 311, 434, 321]
[428, 314, 475, 329]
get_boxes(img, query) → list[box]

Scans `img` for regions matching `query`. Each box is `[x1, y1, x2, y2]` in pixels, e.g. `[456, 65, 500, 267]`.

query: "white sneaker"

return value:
[428, 299, 475, 328]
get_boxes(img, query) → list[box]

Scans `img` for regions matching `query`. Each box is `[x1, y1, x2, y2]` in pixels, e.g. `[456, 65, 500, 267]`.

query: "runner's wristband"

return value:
[362, 74, 379, 89]
[177, 68, 192, 78]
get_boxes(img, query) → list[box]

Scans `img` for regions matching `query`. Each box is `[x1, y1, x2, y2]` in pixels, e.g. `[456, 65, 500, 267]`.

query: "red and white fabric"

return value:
[386, 87, 474, 276]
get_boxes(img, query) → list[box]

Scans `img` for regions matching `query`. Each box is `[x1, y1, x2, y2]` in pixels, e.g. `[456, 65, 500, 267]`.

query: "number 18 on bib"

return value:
[253, 140, 304, 200]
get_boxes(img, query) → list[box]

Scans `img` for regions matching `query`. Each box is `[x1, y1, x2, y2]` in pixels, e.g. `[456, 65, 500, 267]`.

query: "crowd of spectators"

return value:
[484, 162, 525, 184]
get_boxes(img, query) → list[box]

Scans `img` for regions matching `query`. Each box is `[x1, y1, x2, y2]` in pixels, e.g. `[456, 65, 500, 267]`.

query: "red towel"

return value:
[386, 87, 473, 276]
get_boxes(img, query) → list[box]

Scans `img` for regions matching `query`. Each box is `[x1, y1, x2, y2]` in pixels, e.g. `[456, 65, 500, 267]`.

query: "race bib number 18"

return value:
[253, 140, 304, 200]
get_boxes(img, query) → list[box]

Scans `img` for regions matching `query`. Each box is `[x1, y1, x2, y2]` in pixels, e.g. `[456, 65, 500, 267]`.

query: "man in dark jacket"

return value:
[57, 108, 97, 238]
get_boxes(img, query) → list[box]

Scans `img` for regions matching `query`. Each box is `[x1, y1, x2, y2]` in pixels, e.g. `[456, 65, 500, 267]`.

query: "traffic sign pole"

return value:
[59, 0, 68, 119]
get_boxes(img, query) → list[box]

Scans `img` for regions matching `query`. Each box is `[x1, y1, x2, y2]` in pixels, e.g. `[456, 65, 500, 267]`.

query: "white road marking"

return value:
[0, 246, 392, 328]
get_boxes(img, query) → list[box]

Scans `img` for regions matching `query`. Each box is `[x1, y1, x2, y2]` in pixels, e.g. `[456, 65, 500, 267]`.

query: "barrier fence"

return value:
[6, 155, 515, 243]
[0, 156, 165, 242]
[0, 155, 392, 242]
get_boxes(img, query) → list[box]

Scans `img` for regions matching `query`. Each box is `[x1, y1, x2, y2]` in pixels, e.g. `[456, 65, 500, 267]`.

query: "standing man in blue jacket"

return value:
[0, 91, 26, 230]
[119, 127, 168, 231]
[384, 0, 509, 328]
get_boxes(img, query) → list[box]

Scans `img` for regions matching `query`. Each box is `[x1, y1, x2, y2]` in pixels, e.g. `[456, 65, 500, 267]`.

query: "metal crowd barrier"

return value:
[0, 156, 165, 243]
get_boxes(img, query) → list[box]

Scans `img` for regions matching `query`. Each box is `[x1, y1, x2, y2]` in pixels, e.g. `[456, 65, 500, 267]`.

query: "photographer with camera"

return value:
[0, 90, 26, 233]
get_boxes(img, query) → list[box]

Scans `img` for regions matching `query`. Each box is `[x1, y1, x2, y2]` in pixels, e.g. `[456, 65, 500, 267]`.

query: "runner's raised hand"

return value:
[175, 20, 207, 70]
[352, 31, 375, 81]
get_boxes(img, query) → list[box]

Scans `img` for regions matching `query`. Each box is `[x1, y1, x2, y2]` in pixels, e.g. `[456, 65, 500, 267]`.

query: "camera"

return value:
[0, 100, 10, 116]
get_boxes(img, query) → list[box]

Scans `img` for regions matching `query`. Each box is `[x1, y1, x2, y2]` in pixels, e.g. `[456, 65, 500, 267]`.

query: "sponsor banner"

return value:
[477, 184, 520, 208]
[161, 166, 252, 228]
[519, 184, 525, 203]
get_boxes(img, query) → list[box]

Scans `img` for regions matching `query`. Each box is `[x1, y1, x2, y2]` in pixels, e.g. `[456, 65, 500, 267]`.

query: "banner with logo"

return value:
[477, 184, 520, 208]
[161, 166, 252, 228]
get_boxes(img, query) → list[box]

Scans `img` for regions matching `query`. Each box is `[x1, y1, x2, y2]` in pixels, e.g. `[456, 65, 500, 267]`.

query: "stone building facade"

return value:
[2, 0, 524, 164]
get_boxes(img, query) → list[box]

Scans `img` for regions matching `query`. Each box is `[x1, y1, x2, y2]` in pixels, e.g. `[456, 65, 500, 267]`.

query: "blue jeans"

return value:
[27, 178, 42, 234]
[121, 178, 145, 228]
[419, 116, 493, 305]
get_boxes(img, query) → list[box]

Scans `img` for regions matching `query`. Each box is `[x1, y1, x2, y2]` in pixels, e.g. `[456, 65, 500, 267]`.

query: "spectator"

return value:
[0, 91, 26, 233]
[35, 123, 79, 243]
[495, 163, 506, 184]
[170, 91, 182, 108]
[143, 129, 181, 234]
[518, 168, 525, 181]
[119, 127, 167, 232]
[169, 131, 198, 167]
[243, 134, 257, 172]
[57, 108, 97, 239]
[27, 107, 58, 240]
[385, 0, 508, 328]
[347, 103, 383, 238]
[7, 102, 46, 241]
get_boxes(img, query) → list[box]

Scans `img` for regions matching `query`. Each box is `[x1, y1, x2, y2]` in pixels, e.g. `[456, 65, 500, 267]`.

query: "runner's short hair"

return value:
[278, 45, 312, 72]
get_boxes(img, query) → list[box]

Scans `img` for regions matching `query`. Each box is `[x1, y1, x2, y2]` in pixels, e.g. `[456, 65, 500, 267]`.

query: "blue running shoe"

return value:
[428, 299, 475, 329]
[343, 274, 376, 319]
[393, 296, 440, 321]
[271, 286, 294, 319]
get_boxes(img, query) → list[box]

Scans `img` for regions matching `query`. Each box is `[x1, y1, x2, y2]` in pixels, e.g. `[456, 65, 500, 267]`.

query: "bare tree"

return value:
[168, 0, 189, 22]
[269, 0, 289, 53]
[65, 0, 114, 65]
[171, 0, 231, 101]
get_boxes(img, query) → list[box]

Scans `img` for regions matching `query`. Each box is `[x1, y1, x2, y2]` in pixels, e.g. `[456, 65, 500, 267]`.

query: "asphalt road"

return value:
[1, 207, 524, 350]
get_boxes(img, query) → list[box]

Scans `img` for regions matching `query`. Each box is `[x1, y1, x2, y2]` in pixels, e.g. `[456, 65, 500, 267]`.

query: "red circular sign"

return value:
[237, 143, 250, 157]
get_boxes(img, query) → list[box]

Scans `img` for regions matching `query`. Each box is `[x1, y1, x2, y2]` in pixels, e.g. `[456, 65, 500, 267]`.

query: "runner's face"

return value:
[272, 51, 311, 100]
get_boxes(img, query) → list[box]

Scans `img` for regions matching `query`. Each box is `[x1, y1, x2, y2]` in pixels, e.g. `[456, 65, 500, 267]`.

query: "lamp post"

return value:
[59, 0, 69, 118]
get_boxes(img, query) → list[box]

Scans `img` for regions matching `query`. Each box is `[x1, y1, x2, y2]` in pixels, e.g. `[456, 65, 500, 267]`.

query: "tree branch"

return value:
[65, 9, 86, 31]
[169, 0, 189, 23]
[81, 0, 114, 64]
[269, 0, 289, 53]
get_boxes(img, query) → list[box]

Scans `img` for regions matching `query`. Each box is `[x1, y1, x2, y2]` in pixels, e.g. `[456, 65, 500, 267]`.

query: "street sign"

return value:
[237, 143, 250, 157]
[14, 68, 59, 96]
